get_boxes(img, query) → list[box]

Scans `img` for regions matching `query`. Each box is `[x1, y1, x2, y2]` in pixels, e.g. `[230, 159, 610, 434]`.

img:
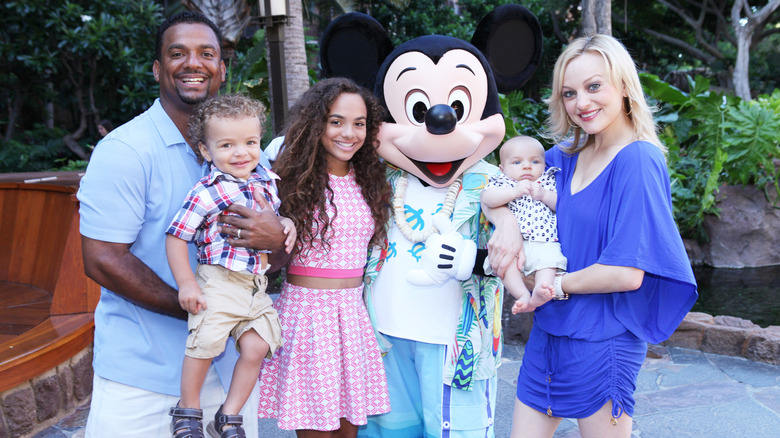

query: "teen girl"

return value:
[257, 77, 392, 438]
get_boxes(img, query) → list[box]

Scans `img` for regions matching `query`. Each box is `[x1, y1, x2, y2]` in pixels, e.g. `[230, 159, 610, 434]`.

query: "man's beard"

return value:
[177, 82, 212, 105]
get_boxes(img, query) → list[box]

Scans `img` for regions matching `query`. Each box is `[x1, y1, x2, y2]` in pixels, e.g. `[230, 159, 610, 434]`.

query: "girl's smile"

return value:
[321, 92, 368, 176]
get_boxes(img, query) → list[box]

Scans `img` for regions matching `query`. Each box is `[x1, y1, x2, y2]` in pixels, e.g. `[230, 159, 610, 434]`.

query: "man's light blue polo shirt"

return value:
[78, 99, 239, 396]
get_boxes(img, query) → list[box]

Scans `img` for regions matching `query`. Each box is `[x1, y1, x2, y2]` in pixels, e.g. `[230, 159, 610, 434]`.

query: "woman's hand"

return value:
[484, 204, 524, 278]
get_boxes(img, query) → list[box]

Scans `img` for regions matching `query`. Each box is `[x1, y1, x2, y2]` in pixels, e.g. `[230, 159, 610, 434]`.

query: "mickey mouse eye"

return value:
[405, 91, 430, 125]
[448, 88, 471, 122]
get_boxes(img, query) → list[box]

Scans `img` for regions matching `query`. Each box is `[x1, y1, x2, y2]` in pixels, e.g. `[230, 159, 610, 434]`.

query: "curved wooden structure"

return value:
[0, 183, 99, 392]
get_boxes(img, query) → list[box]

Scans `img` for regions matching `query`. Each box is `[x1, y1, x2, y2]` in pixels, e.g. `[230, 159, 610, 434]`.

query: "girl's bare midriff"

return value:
[286, 273, 363, 290]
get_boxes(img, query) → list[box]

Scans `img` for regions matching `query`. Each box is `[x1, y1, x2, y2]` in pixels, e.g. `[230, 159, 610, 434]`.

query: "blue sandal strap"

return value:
[170, 405, 204, 438]
[208, 405, 245, 438]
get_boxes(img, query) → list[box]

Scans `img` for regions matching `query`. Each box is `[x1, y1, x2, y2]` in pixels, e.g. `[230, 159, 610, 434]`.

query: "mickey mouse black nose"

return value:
[425, 104, 457, 135]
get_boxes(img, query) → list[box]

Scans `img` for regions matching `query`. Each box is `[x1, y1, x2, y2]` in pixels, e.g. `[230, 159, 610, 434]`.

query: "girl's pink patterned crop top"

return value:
[287, 168, 373, 278]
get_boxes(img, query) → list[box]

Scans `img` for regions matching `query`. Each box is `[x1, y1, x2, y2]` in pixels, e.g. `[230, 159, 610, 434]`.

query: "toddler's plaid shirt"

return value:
[167, 165, 281, 275]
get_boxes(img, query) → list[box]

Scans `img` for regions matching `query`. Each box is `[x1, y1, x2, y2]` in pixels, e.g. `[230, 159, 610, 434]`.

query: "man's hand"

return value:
[219, 187, 286, 252]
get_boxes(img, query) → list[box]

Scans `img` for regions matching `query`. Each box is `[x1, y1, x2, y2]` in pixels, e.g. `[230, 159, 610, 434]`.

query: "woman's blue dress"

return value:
[516, 141, 698, 419]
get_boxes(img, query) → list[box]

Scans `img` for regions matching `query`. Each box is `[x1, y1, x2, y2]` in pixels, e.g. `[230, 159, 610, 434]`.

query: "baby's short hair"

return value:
[499, 135, 545, 164]
[188, 93, 267, 161]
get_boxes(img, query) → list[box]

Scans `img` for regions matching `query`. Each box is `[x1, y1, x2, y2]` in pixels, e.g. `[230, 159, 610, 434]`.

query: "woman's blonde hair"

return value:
[544, 34, 663, 154]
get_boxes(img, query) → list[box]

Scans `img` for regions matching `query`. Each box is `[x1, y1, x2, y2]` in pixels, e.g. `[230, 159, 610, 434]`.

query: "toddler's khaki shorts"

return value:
[185, 263, 282, 359]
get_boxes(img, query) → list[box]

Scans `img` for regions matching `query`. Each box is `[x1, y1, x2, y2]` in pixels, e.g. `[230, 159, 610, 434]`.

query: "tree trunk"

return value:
[732, 27, 752, 100]
[579, 0, 612, 36]
[45, 82, 54, 130]
[61, 61, 91, 161]
[283, 0, 310, 107]
[64, 134, 90, 161]
[4, 87, 24, 141]
[730, 0, 780, 100]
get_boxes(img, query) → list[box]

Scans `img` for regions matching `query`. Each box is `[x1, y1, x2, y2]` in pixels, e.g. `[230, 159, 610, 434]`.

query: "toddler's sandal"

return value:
[169, 404, 205, 438]
[206, 405, 245, 438]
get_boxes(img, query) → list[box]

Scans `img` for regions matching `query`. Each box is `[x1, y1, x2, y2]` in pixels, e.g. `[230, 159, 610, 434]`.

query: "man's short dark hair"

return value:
[155, 11, 223, 61]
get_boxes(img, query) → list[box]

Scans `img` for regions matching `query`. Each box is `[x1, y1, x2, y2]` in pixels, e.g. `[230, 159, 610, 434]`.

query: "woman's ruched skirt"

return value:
[516, 325, 647, 419]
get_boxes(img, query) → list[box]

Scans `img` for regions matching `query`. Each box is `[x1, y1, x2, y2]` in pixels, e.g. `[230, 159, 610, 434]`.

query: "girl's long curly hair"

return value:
[273, 77, 391, 252]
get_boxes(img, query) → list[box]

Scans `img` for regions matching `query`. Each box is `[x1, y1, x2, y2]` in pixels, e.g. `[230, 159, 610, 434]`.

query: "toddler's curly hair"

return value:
[188, 93, 267, 163]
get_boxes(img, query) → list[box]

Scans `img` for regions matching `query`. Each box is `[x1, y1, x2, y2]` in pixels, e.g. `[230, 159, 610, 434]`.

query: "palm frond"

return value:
[182, 0, 251, 44]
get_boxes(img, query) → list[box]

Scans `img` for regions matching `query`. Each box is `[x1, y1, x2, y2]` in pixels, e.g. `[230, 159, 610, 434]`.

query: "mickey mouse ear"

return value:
[319, 12, 393, 91]
[471, 4, 543, 94]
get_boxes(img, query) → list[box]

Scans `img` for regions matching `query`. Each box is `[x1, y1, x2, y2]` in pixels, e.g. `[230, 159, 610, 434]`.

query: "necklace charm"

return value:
[392, 172, 462, 243]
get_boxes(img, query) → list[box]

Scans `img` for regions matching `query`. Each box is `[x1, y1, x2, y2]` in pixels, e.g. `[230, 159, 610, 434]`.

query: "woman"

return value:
[489, 35, 698, 438]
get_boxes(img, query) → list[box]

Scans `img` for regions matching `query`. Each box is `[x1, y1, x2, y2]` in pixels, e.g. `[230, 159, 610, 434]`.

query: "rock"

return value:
[2, 387, 34, 437]
[683, 238, 706, 266]
[59, 365, 74, 410]
[0, 411, 8, 438]
[713, 315, 759, 329]
[646, 344, 667, 359]
[700, 315, 761, 357]
[665, 312, 713, 350]
[701, 323, 754, 356]
[33, 374, 61, 422]
[702, 185, 780, 268]
[71, 349, 93, 402]
[746, 328, 780, 365]
[679, 311, 715, 327]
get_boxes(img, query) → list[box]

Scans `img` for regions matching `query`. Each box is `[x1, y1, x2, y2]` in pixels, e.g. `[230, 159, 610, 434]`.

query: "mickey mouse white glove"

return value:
[407, 212, 477, 286]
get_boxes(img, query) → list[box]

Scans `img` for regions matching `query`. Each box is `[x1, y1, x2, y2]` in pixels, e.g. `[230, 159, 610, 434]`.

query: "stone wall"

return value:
[664, 312, 780, 365]
[504, 305, 780, 366]
[689, 184, 780, 268]
[0, 347, 93, 438]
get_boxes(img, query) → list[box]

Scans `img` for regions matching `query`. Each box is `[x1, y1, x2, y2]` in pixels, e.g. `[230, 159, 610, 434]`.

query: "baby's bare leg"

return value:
[503, 263, 531, 301]
[504, 264, 536, 314]
[529, 268, 556, 308]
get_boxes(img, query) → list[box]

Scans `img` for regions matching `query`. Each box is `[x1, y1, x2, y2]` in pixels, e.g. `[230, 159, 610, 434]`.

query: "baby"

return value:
[482, 136, 567, 313]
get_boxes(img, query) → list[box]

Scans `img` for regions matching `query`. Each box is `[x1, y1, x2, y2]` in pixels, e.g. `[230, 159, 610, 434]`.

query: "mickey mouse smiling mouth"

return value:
[410, 158, 466, 185]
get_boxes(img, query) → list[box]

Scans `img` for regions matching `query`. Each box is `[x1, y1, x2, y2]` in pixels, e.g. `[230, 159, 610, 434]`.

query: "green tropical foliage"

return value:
[0, 126, 70, 173]
[224, 28, 320, 146]
[641, 74, 779, 241]
[0, 0, 164, 171]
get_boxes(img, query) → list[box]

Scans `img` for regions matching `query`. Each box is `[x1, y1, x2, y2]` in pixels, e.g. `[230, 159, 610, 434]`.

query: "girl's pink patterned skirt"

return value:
[257, 282, 390, 431]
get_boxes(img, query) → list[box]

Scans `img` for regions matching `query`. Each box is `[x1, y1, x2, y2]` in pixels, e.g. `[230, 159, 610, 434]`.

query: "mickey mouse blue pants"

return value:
[358, 335, 497, 438]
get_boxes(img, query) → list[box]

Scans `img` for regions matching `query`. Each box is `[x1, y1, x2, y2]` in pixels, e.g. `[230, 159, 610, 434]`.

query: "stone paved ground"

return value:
[35, 344, 780, 438]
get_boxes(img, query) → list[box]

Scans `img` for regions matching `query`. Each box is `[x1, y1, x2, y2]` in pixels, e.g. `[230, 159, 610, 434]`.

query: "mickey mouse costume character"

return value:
[319, 5, 543, 437]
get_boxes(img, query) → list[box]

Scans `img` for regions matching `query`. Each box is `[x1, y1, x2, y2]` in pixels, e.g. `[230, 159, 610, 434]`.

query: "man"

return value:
[78, 12, 286, 437]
